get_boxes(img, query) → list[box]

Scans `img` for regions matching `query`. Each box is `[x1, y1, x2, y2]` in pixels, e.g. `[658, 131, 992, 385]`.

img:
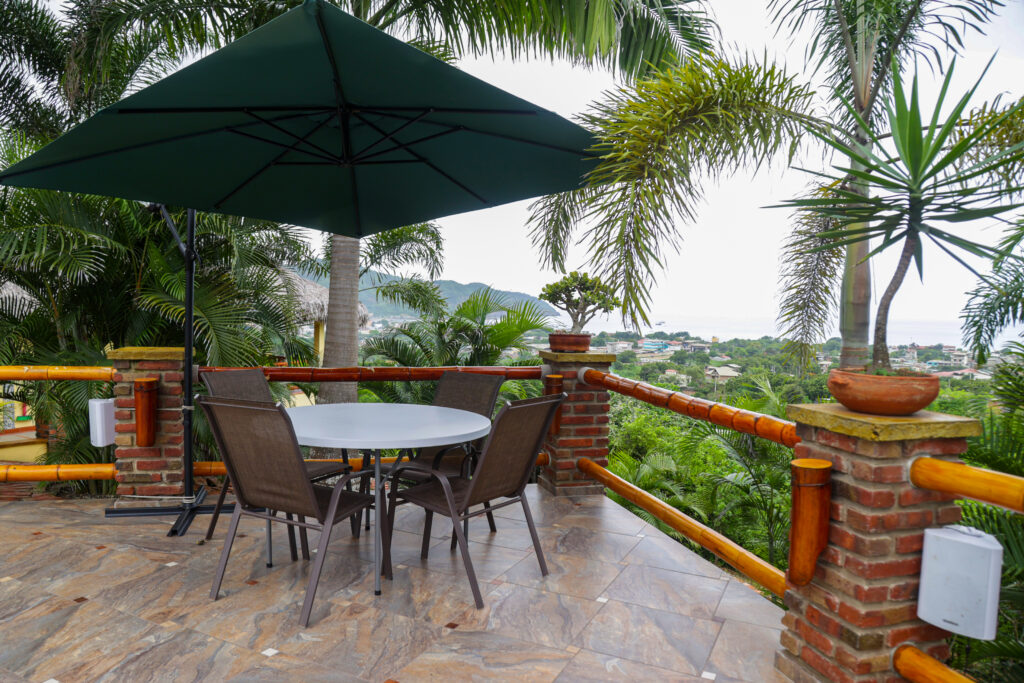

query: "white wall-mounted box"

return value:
[88, 398, 115, 447]
[918, 525, 1002, 640]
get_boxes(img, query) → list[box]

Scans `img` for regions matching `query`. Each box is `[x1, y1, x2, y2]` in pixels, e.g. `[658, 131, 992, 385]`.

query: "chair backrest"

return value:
[197, 396, 322, 520]
[202, 368, 274, 402]
[432, 371, 505, 418]
[463, 393, 565, 508]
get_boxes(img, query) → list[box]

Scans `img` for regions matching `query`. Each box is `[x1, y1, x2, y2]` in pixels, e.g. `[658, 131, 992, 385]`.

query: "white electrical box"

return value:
[88, 398, 116, 447]
[918, 525, 1002, 640]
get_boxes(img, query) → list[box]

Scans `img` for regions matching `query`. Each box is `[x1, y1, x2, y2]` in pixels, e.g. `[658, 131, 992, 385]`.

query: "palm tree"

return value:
[75, 0, 717, 404]
[360, 287, 549, 404]
[773, 0, 1003, 369]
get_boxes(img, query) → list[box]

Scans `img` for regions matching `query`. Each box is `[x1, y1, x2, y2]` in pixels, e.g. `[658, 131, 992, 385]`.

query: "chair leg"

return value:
[285, 513, 298, 562]
[210, 506, 242, 600]
[360, 475, 371, 531]
[483, 501, 497, 533]
[420, 510, 433, 559]
[380, 497, 393, 581]
[265, 515, 274, 568]
[204, 477, 231, 540]
[450, 517, 469, 551]
[521, 497, 548, 576]
[451, 512, 484, 609]
[298, 516, 310, 560]
[298, 518, 334, 628]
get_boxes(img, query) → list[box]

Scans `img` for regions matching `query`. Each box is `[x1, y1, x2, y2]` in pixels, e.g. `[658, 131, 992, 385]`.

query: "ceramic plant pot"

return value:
[548, 332, 592, 353]
[827, 369, 940, 416]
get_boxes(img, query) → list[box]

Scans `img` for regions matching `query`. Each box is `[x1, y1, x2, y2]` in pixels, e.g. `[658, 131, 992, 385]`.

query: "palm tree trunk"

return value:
[838, 155, 873, 371]
[320, 235, 360, 404]
[872, 234, 918, 371]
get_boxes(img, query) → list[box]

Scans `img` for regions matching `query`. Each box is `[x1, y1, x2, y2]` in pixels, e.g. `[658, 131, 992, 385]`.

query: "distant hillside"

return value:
[306, 271, 558, 320]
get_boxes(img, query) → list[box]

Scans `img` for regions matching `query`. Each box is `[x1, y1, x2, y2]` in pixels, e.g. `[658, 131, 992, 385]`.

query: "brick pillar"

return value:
[775, 404, 982, 683]
[107, 347, 186, 498]
[537, 350, 616, 496]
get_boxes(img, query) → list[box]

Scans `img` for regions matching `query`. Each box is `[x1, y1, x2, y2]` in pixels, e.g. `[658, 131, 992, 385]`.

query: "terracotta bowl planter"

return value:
[827, 369, 940, 416]
[548, 332, 591, 353]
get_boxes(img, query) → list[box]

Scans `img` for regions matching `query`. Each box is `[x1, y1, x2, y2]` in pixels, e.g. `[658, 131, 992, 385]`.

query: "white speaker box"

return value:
[89, 397, 116, 447]
[917, 525, 1002, 640]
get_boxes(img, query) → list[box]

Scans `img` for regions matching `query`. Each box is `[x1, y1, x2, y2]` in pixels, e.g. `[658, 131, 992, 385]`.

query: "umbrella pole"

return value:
[105, 206, 218, 535]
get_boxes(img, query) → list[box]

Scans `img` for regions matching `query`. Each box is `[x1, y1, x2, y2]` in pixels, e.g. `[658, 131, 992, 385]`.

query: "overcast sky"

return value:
[417, 1, 1024, 343]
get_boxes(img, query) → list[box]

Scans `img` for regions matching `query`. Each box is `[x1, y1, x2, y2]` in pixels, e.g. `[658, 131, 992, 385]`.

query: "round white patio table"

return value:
[285, 403, 491, 595]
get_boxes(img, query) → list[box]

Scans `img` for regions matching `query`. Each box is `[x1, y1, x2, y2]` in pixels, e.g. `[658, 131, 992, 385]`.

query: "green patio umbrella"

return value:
[0, 0, 596, 537]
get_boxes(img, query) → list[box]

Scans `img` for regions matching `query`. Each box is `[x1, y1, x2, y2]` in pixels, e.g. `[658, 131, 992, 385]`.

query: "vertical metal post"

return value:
[183, 208, 195, 503]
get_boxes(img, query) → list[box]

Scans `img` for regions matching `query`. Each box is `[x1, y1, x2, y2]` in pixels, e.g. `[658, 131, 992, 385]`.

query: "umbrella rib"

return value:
[0, 111, 320, 182]
[353, 112, 487, 205]
[363, 108, 598, 158]
[229, 128, 340, 164]
[351, 110, 429, 160]
[353, 128, 461, 163]
[243, 111, 342, 162]
[115, 105, 334, 114]
[213, 114, 335, 209]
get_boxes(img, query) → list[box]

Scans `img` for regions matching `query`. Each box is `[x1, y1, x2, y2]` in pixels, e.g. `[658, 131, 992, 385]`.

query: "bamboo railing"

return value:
[579, 366, 800, 447]
[2, 452, 551, 482]
[200, 365, 543, 382]
[576, 456, 787, 597]
[0, 365, 114, 381]
[894, 645, 975, 682]
[911, 457, 1024, 513]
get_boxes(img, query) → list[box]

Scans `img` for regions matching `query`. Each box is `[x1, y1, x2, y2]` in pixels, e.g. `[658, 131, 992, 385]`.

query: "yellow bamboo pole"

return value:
[910, 457, 1024, 513]
[0, 366, 114, 382]
[577, 457, 787, 597]
[893, 645, 975, 683]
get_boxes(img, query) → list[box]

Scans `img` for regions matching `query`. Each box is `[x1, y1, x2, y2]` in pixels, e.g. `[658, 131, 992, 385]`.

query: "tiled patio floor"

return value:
[0, 485, 788, 682]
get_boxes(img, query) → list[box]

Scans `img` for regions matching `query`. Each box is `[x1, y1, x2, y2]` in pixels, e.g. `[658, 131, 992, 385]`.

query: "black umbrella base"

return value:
[104, 486, 229, 536]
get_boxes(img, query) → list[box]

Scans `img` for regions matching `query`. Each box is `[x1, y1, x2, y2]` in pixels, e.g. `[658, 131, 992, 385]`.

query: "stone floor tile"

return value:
[334, 563, 486, 625]
[601, 564, 728, 619]
[621, 534, 726, 578]
[705, 620, 785, 683]
[575, 599, 721, 675]
[538, 525, 641, 563]
[454, 582, 603, 650]
[554, 648, 703, 682]
[393, 630, 574, 682]
[555, 506, 648, 536]
[500, 550, 623, 600]
[713, 579, 785, 630]
[401, 538, 529, 582]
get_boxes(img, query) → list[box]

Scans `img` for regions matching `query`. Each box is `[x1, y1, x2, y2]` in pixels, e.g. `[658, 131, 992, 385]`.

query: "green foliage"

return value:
[529, 54, 817, 328]
[539, 271, 619, 333]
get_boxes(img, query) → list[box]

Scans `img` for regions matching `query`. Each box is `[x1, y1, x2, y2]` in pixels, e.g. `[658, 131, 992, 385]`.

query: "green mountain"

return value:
[308, 271, 559, 320]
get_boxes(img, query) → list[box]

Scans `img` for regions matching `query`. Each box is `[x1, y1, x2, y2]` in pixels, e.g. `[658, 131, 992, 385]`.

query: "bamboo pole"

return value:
[0, 366, 114, 382]
[893, 645, 975, 683]
[910, 457, 1024, 513]
[787, 458, 833, 586]
[544, 374, 564, 435]
[579, 367, 800, 447]
[577, 457, 787, 597]
[6, 453, 551, 482]
[134, 378, 158, 447]
[199, 365, 544, 382]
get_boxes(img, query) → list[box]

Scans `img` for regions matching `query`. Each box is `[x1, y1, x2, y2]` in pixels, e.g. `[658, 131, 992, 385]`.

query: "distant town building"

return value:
[705, 366, 741, 382]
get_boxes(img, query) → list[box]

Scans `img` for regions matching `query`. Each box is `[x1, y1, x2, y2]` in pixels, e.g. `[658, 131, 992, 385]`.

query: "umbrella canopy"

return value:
[0, 0, 595, 237]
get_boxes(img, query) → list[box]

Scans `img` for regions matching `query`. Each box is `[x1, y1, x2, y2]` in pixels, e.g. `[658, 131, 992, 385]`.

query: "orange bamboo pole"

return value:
[0, 463, 116, 482]
[787, 458, 832, 586]
[195, 452, 549, 476]
[893, 645, 975, 683]
[134, 378, 158, 448]
[910, 457, 1024, 513]
[0, 366, 114, 382]
[577, 457, 787, 597]
[199, 365, 544, 382]
[579, 367, 800, 448]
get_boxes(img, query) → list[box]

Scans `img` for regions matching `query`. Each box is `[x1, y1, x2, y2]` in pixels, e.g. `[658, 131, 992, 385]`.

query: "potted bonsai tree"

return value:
[539, 272, 620, 352]
[783, 61, 1024, 415]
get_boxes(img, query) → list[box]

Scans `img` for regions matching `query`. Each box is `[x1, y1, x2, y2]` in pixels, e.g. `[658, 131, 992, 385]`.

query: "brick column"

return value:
[776, 404, 981, 683]
[107, 347, 186, 498]
[537, 350, 616, 496]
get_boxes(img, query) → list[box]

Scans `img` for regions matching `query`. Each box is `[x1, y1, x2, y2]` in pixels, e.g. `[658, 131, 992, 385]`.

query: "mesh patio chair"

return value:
[201, 369, 356, 544]
[198, 395, 380, 627]
[377, 371, 505, 535]
[386, 393, 564, 608]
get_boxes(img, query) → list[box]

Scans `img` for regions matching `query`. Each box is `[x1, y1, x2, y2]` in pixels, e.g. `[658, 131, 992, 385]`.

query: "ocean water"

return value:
[571, 314, 1024, 349]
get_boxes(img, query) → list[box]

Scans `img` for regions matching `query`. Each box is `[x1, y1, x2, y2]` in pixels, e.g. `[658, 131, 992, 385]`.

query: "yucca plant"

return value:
[780, 61, 1024, 370]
